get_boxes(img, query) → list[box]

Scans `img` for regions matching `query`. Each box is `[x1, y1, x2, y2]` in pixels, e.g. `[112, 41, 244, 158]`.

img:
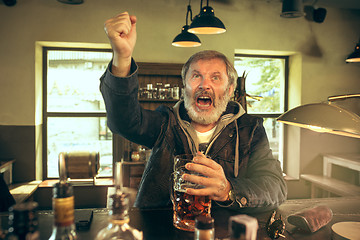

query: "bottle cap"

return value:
[195, 216, 214, 230]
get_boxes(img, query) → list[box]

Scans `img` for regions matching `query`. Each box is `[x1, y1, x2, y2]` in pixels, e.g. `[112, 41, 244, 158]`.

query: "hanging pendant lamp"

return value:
[172, 2, 201, 47]
[172, 25, 201, 47]
[281, 0, 305, 18]
[188, 0, 226, 34]
[346, 39, 360, 63]
[277, 94, 360, 139]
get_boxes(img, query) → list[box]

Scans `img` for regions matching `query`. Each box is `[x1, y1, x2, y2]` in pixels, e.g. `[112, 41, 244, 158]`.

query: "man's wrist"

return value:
[226, 188, 235, 202]
[111, 56, 132, 77]
[223, 180, 235, 202]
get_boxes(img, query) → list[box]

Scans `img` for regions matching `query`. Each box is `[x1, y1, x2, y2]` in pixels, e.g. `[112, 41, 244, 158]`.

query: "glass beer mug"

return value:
[171, 154, 211, 232]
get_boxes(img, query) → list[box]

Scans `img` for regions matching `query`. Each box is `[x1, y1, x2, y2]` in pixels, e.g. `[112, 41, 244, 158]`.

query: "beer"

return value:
[172, 154, 212, 231]
[173, 190, 211, 231]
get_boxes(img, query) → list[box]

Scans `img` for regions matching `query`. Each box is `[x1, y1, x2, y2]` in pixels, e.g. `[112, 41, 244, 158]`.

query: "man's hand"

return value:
[183, 152, 231, 202]
[104, 12, 137, 77]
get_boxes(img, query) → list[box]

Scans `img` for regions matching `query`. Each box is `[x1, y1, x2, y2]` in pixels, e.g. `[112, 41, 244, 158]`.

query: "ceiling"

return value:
[306, 0, 360, 10]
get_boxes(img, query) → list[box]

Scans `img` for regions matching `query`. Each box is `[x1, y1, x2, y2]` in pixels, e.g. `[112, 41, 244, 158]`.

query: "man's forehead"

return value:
[188, 58, 227, 72]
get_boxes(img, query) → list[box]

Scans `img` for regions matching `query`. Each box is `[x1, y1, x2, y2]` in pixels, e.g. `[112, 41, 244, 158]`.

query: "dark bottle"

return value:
[5, 202, 39, 240]
[48, 153, 77, 240]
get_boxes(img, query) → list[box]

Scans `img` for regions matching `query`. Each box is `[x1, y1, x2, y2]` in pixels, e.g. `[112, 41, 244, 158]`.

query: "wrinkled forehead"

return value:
[186, 58, 227, 77]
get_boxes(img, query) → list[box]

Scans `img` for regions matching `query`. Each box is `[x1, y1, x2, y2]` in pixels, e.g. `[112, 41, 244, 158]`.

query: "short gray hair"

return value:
[181, 50, 238, 89]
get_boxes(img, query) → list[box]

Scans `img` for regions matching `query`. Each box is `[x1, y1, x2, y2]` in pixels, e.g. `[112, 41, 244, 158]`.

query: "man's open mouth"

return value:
[195, 93, 213, 108]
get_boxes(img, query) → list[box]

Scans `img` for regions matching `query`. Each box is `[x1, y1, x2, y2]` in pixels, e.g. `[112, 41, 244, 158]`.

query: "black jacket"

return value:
[100, 60, 287, 212]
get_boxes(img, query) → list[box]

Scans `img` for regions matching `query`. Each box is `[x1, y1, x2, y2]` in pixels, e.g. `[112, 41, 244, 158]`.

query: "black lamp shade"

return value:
[346, 42, 360, 63]
[188, 6, 226, 34]
[281, 0, 305, 18]
[172, 25, 201, 47]
[3, 0, 16, 6]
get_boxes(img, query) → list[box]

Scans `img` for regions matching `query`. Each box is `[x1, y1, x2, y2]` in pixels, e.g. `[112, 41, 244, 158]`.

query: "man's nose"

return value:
[199, 76, 211, 90]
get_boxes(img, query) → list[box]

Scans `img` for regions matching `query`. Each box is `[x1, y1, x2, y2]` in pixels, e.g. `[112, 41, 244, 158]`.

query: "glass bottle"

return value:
[173, 84, 179, 99]
[5, 202, 39, 240]
[48, 153, 77, 240]
[194, 216, 214, 240]
[95, 162, 142, 240]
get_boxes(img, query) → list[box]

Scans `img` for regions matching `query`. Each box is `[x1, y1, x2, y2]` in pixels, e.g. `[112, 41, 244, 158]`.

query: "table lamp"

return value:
[277, 94, 360, 139]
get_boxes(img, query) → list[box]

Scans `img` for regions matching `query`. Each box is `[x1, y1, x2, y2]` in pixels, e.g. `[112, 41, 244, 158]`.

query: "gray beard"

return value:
[184, 90, 230, 125]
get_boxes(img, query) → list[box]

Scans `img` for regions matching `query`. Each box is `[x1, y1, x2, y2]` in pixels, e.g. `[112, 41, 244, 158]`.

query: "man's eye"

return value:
[212, 76, 220, 81]
[193, 74, 201, 78]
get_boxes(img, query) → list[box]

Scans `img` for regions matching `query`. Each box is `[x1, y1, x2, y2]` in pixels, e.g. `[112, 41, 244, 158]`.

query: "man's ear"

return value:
[228, 84, 234, 97]
[182, 79, 186, 88]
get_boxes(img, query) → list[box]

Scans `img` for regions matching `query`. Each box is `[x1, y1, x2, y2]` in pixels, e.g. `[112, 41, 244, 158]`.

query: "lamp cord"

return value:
[200, 0, 210, 8]
[186, 0, 193, 25]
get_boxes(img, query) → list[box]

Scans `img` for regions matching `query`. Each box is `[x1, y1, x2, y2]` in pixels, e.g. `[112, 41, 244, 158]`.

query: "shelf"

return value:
[301, 174, 360, 197]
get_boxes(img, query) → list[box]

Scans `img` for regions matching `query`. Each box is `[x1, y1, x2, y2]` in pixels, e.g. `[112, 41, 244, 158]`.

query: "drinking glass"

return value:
[171, 154, 211, 232]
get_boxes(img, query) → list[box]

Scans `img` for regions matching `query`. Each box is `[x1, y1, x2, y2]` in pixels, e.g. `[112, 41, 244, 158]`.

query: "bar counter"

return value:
[1, 196, 359, 239]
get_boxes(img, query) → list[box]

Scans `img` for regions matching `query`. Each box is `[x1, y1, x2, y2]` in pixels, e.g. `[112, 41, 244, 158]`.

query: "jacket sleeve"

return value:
[224, 118, 287, 212]
[99, 59, 166, 148]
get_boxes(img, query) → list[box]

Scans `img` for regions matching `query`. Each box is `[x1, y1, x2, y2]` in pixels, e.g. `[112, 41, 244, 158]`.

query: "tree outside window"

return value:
[234, 55, 288, 167]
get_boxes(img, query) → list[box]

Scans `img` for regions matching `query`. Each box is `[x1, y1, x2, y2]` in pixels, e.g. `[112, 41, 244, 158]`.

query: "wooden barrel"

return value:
[62, 152, 99, 179]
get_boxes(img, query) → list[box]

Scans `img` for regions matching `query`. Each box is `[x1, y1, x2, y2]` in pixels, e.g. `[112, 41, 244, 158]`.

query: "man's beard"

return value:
[184, 88, 231, 125]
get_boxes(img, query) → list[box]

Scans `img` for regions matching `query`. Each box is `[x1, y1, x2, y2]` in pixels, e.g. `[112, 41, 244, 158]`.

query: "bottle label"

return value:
[110, 218, 130, 225]
[53, 196, 75, 227]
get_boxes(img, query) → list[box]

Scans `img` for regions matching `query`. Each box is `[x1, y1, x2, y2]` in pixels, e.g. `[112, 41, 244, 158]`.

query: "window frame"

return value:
[234, 53, 289, 167]
[42, 46, 113, 179]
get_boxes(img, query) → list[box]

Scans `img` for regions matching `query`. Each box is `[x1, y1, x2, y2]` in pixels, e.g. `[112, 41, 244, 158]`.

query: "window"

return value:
[43, 47, 113, 178]
[234, 54, 288, 167]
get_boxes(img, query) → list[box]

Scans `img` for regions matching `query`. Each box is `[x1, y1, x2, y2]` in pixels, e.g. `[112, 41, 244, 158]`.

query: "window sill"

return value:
[39, 178, 114, 188]
[284, 173, 299, 181]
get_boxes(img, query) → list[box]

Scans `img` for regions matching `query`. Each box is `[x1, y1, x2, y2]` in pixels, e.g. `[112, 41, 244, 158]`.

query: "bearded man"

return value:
[100, 12, 287, 211]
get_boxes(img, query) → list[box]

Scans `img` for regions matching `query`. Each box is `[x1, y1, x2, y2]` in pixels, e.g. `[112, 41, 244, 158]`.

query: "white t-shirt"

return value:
[195, 127, 216, 144]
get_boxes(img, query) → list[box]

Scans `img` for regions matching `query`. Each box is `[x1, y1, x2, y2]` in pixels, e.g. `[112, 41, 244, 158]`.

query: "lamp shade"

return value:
[188, 6, 226, 34]
[281, 0, 305, 18]
[346, 42, 360, 63]
[277, 103, 360, 139]
[172, 25, 201, 47]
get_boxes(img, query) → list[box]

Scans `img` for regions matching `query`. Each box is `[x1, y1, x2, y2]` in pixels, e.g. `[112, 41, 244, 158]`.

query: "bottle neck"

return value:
[108, 192, 130, 223]
[53, 196, 75, 227]
[194, 228, 215, 240]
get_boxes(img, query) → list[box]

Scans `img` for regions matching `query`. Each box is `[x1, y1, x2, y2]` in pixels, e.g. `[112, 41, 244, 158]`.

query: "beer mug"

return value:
[171, 154, 211, 232]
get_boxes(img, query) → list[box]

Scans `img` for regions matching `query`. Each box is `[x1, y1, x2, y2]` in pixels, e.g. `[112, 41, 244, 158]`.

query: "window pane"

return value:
[263, 118, 283, 166]
[47, 50, 112, 112]
[47, 117, 112, 178]
[234, 57, 285, 114]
